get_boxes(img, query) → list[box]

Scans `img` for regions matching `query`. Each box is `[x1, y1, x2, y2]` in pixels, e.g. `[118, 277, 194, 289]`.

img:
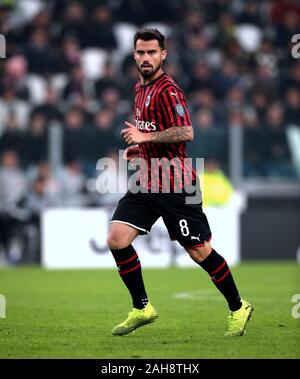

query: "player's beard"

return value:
[138, 61, 162, 80]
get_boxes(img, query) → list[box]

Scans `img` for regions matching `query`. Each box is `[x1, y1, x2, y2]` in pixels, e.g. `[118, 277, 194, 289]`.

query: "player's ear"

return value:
[161, 50, 167, 61]
[133, 49, 137, 61]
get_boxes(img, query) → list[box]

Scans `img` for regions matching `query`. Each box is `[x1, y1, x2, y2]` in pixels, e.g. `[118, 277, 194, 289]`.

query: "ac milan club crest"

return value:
[145, 95, 151, 107]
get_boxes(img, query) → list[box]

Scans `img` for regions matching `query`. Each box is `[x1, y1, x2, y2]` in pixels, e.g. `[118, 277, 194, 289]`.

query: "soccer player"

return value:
[107, 28, 253, 337]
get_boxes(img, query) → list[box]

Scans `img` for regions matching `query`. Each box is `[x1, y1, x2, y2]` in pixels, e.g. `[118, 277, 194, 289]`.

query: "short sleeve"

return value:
[159, 85, 192, 127]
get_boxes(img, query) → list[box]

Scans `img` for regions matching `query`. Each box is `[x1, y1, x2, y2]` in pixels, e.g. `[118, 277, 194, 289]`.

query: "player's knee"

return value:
[107, 222, 139, 250]
[186, 241, 212, 263]
[107, 234, 121, 250]
[107, 233, 129, 250]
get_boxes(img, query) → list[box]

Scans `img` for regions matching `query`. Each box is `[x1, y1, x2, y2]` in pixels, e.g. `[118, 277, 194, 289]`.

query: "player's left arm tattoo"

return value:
[147, 125, 194, 143]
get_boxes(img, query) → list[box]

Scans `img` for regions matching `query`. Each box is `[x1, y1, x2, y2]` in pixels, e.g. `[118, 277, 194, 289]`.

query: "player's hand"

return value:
[121, 121, 148, 144]
[123, 145, 140, 161]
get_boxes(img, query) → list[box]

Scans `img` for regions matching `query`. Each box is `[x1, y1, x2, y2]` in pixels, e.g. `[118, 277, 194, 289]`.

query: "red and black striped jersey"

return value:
[134, 72, 197, 192]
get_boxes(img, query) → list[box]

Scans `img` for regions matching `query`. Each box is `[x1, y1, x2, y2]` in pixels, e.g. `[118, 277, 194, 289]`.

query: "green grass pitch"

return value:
[0, 261, 299, 359]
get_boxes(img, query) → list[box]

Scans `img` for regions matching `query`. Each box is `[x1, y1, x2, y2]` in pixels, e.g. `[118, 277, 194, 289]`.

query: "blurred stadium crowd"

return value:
[0, 0, 300, 263]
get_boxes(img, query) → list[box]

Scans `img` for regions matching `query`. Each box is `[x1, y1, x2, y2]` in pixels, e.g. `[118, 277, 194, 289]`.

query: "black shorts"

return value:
[111, 191, 212, 248]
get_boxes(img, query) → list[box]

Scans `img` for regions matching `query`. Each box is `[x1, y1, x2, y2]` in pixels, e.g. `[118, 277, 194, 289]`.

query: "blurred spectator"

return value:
[31, 85, 63, 122]
[59, 160, 87, 206]
[0, 150, 25, 261]
[0, 113, 24, 159]
[62, 107, 91, 174]
[94, 61, 120, 98]
[190, 88, 215, 109]
[24, 28, 56, 75]
[255, 38, 278, 75]
[188, 108, 227, 171]
[55, 36, 81, 73]
[14, 176, 52, 263]
[69, 93, 96, 124]
[179, 9, 204, 49]
[271, 0, 300, 25]
[213, 12, 236, 49]
[248, 89, 270, 123]
[243, 110, 266, 177]
[95, 149, 128, 206]
[224, 86, 246, 114]
[284, 87, 300, 126]
[284, 62, 300, 92]
[22, 7, 52, 42]
[200, 159, 233, 207]
[264, 103, 295, 177]
[62, 65, 92, 104]
[203, 0, 230, 23]
[214, 59, 243, 98]
[119, 55, 139, 99]
[112, 0, 179, 24]
[235, 1, 263, 26]
[186, 60, 216, 95]
[275, 10, 300, 49]
[91, 109, 122, 163]
[58, 1, 86, 45]
[82, 5, 117, 50]
[250, 62, 279, 100]
[181, 30, 212, 69]
[99, 86, 130, 120]
[0, 55, 30, 100]
[0, 88, 30, 132]
[24, 112, 48, 165]
[27, 161, 62, 205]
[0, 150, 27, 208]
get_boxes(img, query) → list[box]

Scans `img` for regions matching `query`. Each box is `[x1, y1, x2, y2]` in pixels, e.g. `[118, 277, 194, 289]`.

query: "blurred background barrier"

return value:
[241, 191, 300, 260]
[0, 0, 300, 266]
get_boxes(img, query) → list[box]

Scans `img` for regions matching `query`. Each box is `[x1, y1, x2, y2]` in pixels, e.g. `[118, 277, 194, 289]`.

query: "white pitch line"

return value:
[173, 289, 290, 302]
[173, 289, 222, 301]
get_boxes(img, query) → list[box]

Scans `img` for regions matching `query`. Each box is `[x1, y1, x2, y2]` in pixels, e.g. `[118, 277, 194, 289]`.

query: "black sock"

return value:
[199, 249, 242, 311]
[110, 245, 148, 309]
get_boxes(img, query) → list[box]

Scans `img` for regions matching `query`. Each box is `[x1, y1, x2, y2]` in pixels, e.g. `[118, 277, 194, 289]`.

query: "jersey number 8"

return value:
[179, 219, 190, 236]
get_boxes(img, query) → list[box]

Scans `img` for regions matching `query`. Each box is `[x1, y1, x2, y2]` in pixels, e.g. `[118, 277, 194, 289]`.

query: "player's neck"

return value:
[140, 69, 164, 86]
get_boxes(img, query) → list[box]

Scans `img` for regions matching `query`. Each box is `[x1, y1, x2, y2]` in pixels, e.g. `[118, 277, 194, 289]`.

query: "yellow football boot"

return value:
[225, 299, 254, 337]
[112, 302, 158, 336]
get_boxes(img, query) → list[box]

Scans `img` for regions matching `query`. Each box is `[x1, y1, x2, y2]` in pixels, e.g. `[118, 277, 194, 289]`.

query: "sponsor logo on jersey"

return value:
[135, 119, 157, 131]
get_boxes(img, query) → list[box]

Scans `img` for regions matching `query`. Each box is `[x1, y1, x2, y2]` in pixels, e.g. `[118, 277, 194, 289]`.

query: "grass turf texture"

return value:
[0, 261, 299, 359]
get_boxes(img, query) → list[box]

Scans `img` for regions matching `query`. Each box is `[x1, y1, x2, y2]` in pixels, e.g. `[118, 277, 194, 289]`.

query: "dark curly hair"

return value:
[134, 28, 166, 50]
